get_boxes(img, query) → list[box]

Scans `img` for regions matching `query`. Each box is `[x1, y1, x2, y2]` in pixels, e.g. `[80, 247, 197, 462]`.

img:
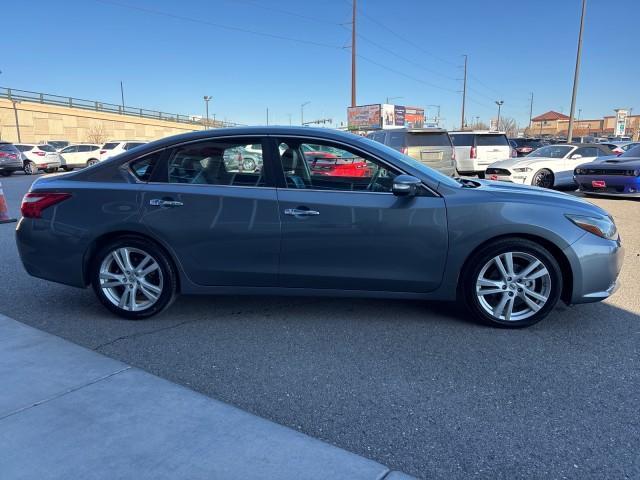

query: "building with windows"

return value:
[529, 110, 639, 139]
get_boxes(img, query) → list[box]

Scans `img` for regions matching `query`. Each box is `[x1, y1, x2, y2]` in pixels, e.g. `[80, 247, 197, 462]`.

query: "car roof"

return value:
[449, 130, 506, 135]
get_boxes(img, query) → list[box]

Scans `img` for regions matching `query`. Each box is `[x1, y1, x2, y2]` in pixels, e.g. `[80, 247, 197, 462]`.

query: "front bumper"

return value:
[563, 232, 624, 304]
[486, 172, 529, 184]
[575, 175, 640, 196]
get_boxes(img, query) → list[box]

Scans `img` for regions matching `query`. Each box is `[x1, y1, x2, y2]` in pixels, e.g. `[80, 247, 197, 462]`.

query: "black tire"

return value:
[62, 166, 74, 172]
[531, 168, 554, 189]
[91, 236, 177, 320]
[0, 171, 11, 177]
[24, 161, 37, 175]
[459, 238, 563, 328]
[86, 159, 99, 167]
[45, 168, 57, 173]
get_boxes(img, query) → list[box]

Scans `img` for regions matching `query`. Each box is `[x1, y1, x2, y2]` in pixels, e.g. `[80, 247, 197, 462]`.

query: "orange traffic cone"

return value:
[0, 182, 17, 224]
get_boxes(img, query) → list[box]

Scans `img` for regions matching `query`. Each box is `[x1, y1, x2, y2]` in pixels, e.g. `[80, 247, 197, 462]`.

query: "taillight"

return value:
[451, 148, 456, 161]
[34, 151, 46, 156]
[0, 152, 17, 160]
[21, 192, 71, 219]
[470, 146, 477, 159]
[401, 146, 408, 155]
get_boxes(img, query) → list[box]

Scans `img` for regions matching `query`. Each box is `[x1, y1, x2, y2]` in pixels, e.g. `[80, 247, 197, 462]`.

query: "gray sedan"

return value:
[15, 127, 623, 327]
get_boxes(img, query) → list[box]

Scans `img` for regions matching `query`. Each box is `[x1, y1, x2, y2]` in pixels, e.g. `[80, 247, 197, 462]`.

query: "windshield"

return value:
[357, 136, 460, 188]
[528, 145, 572, 158]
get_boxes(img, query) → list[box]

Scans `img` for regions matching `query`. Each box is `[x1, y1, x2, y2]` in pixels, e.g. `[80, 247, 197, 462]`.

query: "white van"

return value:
[449, 131, 512, 177]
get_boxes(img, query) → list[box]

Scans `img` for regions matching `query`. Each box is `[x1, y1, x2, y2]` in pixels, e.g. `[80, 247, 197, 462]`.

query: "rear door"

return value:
[274, 137, 448, 293]
[140, 136, 281, 287]
[475, 134, 511, 168]
[405, 131, 454, 176]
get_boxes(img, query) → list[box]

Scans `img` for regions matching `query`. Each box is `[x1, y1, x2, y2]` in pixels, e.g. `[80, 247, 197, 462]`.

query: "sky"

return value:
[4, 0, 639, 129]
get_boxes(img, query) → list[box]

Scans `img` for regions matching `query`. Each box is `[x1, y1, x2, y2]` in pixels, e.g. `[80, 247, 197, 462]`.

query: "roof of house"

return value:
[531, 111, 571, 122]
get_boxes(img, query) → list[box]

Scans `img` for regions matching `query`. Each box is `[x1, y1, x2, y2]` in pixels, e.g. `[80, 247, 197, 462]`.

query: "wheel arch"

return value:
[83, 230, 182, 293]
[457, 233, 573, 304]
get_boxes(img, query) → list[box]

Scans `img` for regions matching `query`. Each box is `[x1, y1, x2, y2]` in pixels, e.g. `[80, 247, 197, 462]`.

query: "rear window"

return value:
[102, 142, 120, 150]
[387, 131, 404, 149]
[38, 144, 56, 152]
[476, 134, 509, 147]
[450, 134, 474, 147]
[0, 143, 18, 152]
[406, 132, 451, 147]
[16, 145, 34, 152]
[124, 142, 145, 150]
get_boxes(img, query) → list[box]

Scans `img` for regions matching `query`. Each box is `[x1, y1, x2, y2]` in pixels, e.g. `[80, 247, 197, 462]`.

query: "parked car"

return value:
[100, 140, 147, 161]
[510, 138, 546, 157]
[574, 144, 640, 197]
[366, 128, 455, 177]
[485, 143, 614, 188]
[0, 142, 24, 176]
[302, 144, 372, 177]
[600, 141, 640, 156]
[16, 127, 623, 328]
[46, 140, 70, 151]
[14, 143, 62, 174]
[449, 131, 511, 177]
[59, 144, 103, 170]
[222, 144, 263, 172]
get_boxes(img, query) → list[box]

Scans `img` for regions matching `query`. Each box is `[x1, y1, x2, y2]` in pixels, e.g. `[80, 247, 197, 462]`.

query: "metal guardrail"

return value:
[0, 87, 241, 128]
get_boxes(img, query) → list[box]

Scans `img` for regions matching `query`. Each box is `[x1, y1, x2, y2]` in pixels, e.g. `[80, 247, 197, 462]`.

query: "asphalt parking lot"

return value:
[0, 173, 638, 479]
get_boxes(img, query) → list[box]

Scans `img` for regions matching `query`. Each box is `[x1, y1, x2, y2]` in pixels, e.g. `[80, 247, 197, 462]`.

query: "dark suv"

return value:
[0, 142, 24, 176]
[510, 138, 547, 157]
[367, 128, 455, 176]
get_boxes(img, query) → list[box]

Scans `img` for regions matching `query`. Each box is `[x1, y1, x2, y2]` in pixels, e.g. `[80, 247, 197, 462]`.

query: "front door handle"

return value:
[150, 198, 184, 207]
[284, 208, 320, 216]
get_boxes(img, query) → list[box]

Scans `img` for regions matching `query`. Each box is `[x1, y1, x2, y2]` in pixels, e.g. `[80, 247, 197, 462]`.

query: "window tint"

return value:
[388, 131, 404, 149]
[16, 145, 33, 152]
[60, 146, 76, 153]
[406, 132, 451, 147]
[476, 134, 509, 147]
[78, 145, 93, 152]
[450, 133, 474, 147]
[102, 142, 119, 150]
[130, 152, 161, 182]
[279, 140, 398, 193]
[124, 142, 145, 150]
[167, 139, 265, 187]
[37, 144, 56, 152]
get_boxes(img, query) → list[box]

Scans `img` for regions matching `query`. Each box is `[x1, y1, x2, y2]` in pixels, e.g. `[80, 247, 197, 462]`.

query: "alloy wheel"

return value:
[532, 170, 553, 188]
[99, 247, 163, 312]
[475, 251, 552, 322]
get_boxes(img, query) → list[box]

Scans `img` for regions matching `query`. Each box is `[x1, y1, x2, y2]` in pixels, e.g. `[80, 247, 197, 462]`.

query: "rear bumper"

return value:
[0, 161, 23, 172]
[564, 233, 624, 304]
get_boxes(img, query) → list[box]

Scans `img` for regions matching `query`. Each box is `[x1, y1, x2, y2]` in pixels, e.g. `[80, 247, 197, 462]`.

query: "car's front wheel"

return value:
[460, 238, 562, 328]
[531, 169, 554, 189]
[91, 237, 177, 319]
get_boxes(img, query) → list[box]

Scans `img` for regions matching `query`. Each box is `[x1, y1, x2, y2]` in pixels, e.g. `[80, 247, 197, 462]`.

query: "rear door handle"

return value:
[150, 198, 183, 207]
[284, 208, 320, 216]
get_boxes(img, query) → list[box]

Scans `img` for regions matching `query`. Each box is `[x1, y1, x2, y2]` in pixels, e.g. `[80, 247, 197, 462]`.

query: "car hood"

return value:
[473, 179, 609, 216]
[577, 157, 640, 169]
[488, 156, 560, 169]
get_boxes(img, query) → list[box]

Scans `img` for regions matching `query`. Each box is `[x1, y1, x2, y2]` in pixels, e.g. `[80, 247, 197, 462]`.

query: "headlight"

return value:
[574, 168, 586, 175]
[565, 214, 617, 240]
[513, 167, 532, 173]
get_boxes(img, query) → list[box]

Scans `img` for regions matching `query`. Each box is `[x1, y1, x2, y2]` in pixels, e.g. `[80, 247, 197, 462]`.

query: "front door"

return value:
[274, 138, 448, 293]
[140, 137, 281, 287]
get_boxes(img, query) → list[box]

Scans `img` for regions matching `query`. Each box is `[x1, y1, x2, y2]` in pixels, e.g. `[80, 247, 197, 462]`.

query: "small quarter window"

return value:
[130, 152, 160, 182]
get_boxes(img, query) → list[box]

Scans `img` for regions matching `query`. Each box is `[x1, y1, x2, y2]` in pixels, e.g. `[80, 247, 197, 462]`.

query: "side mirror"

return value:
[392, 174, 421, 196]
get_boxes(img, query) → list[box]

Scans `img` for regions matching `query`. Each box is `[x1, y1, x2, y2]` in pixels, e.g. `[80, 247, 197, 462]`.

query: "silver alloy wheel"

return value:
[24, 162, 36, 175]
[87, 159, 99, 167]
[99, 247, 163, 312]
[475, 251, 551, 322]
[242, 158, 256, 171]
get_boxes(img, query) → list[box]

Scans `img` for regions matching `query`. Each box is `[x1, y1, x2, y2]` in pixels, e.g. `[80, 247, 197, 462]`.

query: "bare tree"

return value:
[468, 120, 489, 130]
[498, 117, 518, 137]
[85, 123, 107, 144]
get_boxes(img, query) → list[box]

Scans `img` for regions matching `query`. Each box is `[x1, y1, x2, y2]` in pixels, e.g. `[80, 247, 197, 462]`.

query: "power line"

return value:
[226, 0, 342, 26]
[94, 0, 343, 50]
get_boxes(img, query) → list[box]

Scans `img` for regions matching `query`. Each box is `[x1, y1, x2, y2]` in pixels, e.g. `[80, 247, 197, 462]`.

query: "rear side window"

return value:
[450, 134, 474, 146]
[476, 134, 509, 147]
[102, 142, 119, 150]
[406, 132, 451, 147]
[130, 152, 161, 181]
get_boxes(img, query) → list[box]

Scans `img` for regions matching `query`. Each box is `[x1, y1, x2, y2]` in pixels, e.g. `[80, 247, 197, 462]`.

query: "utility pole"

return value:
[351, 0, 357, 107]
[495, 100, 504, 130]
[287, 113, 292, 126]
[528, 92, 534, 133]
[203, 95, 212, 128]
[266, 107, 269, 125]
[567, 0, 587, 143]
[120, 81, 125, 111]
[301, 101, 310, 125]
[460, 54, 467, 130]
[386, 96, 402, 104]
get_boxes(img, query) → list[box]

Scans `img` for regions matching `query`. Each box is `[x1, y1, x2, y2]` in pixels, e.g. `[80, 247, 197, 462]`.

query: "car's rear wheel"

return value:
[86, 159, 99, 167]
[24, 161, 37, 175]
[91, 237, 177, 320]
[532, 169, 554, 189]
[460, 238, 562, 328]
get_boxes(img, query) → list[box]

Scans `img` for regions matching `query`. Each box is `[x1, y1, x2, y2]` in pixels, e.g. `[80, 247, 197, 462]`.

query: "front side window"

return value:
[278, 140, 398, 193]
[61, 146, 77, 153]
[167, 139, 265, 187]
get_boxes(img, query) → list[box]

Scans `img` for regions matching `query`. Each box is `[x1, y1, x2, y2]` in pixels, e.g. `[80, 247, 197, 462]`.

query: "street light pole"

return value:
[567, 0, 587, 142]
[203, 96, 212, 128]
[120, 81, 125, 111]
[461, 55, 468, 130]
[495, 100, 504, 131]
[301, 101, 310, 125]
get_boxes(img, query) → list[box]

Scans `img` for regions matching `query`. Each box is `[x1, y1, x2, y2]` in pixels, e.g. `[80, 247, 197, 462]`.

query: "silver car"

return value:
[16, 127, 623, 328]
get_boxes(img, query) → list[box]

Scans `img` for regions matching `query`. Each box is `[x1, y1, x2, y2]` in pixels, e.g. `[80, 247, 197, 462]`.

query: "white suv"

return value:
[59, 144, 102, 170]
[15, 144, 62, 174]
[449, 131, 513, 177]
[100, 140, 147, 161]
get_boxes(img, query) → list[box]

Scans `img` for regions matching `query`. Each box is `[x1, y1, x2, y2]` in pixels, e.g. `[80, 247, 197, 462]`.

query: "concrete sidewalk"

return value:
[0, 314, 413, 480]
